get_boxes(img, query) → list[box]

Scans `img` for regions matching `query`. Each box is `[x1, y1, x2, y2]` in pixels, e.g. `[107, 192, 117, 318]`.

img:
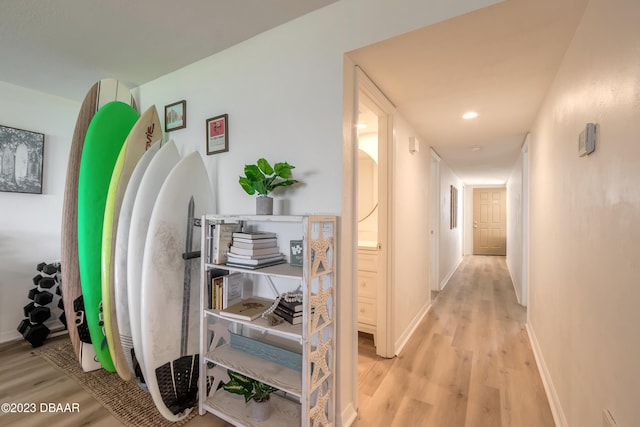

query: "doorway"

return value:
[473, 187, 507, 255]
[355, 67, 393, 359]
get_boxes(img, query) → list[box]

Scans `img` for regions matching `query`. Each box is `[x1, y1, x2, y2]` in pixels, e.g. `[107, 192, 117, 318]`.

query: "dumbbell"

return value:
[34, 290, 53, 306]
[28, 287, 41, 301]
[29, 306, 51, 324]
[22, 323, 50, 347]
[38, 276, 56, 289]
[42, 264, 58, 275]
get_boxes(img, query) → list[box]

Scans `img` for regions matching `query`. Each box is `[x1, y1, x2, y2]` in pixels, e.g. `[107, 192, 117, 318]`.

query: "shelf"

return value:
[205, 263, 303, 279]
[205, 214, 304, 223]
[206, 309, 303, 341]
[205, 344, 302, 397]
[204, 391, 301, 427]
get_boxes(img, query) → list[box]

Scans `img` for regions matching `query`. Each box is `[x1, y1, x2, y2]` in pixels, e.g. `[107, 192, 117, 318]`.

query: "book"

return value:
[290, 240, 303, 267]
[226, 253, 285, 264]
[219, 297, 273, 321]
[226, 251, 283, 261]
[231, 239, 278, 250]
[223, 273, 243, 308]
[278, 298, 303, 313]
[232, 231, 277, 240]
[229, 245, 279, 257]
[226, 258, 287, 270]
[274, 307, 303, 325]
[276, 302, 305, 317]
[212, 223, 238, 264]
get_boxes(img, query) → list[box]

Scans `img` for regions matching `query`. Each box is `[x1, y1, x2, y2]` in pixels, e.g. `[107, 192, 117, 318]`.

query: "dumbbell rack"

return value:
[16, 261, 68, 347]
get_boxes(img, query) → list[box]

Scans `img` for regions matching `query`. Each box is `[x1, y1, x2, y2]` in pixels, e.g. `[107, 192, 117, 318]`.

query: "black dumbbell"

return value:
[23, 323, 50, 347]
[38, 276, 56, 289]
[42, 264, 58, 275]
[17, 318, 30, 335]
[58, 298, 65, 310]
[55, 285, 62, 296]
[34, 290, 53, 306]
[32, 274, 43, 286]
[28, 287, 41, 300]
[36, 262, 47, 272]
[23, 301, 36, 317]
[29, 306, 51, 324]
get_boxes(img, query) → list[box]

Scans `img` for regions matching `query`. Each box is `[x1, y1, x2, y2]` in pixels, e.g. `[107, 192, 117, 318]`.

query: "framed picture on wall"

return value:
[206, 114, 229, 155]
[164, 100, 186, 132]
[0, 124, 45, 194]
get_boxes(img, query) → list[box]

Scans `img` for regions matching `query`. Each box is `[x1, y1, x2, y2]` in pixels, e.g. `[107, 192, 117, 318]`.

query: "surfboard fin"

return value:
[155, 354, 199, 415]
[130, 347, 146, 385]
[73, 296, 92, 343]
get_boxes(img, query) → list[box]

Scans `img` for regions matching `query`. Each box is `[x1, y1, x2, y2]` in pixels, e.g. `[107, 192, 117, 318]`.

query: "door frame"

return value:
[355, 66, 394, 358]
[430, 149, 441, 291]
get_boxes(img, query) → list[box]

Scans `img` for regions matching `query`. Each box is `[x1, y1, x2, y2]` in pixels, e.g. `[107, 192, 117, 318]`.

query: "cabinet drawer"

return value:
[357, 297, 376, 325]
[357, 271, 377, 299]
[357, 252, 377, 272]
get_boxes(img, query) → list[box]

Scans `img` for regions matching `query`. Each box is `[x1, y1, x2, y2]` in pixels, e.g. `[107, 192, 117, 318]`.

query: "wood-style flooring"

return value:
[354, 255, 555, 427]
[0, 255, 553, 426]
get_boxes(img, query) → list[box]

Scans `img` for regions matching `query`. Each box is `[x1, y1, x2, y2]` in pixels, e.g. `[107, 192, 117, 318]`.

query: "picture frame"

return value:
[164, 100, 186, 132]
[206, 114, 229, 155]
[0, 124, 45, 194]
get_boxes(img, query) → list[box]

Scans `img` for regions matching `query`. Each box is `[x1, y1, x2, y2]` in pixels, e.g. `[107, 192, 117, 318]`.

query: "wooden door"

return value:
[473, 188, 506, 255]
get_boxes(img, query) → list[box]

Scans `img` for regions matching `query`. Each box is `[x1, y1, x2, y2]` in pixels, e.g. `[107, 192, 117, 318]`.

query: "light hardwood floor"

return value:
[354, 255, 555, 427]
[0, 255, 552, 426]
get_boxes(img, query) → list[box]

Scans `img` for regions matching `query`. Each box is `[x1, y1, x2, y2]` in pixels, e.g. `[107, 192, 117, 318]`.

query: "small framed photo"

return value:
[0, 124, 45, 194]
[164, 100, 186, 132]
[206, 114, 229, 155]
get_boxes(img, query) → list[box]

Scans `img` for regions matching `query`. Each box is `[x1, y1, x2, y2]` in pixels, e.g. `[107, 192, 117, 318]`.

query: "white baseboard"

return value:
[394, 301, 431, 355]
[0, 330, 21, 344]
[439, 256, 463, 291]
[526, 323, 567, 427]
[340, 402, 357, 426]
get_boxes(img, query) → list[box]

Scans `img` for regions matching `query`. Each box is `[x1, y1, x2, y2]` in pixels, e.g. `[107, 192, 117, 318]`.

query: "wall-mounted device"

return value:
[578, 123, 597, 157]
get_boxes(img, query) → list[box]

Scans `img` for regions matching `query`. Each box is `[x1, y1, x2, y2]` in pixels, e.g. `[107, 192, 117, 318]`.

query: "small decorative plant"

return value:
[222, 370, 278, 403]
[239, 158, 299, 197]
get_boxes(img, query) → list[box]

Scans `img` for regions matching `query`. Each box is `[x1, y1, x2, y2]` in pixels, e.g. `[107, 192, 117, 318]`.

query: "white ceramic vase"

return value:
[251, 398, 270, 421]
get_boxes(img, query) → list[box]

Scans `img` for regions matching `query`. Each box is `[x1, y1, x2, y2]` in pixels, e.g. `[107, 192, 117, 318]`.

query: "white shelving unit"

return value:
[199, 215, 337, 427]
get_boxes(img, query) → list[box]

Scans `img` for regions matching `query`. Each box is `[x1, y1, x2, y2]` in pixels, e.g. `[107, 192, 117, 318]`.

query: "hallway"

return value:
[354, 256, 554, 427]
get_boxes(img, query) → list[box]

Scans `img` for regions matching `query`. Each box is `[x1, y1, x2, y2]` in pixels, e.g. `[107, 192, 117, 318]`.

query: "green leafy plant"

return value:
[222, 370, 278, 403]
[239, 158, 299, 196]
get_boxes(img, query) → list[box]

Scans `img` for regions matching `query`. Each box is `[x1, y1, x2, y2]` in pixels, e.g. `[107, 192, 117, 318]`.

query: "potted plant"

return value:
[222, 370, 278, 421]
[239, 158, 299, 215]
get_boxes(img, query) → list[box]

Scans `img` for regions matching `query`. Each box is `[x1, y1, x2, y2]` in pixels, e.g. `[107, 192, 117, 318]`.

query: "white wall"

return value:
[391, 115, 431, 353]
[506, 152, 523, 304]
[438, 161, 463, 288]
[0, 81, 79, 342]
[134, 1, 501, 424]
[528, 1, 640, 426]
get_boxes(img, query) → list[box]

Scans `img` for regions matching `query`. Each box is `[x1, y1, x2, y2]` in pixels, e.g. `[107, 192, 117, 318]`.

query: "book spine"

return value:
[274, 307, 302, 325]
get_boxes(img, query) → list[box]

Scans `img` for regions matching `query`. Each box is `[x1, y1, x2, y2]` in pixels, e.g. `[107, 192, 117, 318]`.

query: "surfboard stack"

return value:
[61, 79, 214, 421]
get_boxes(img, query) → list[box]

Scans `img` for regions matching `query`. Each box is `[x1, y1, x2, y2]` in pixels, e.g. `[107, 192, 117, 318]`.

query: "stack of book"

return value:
[274, 299, 304, 325]
[225, 231, 286, 269]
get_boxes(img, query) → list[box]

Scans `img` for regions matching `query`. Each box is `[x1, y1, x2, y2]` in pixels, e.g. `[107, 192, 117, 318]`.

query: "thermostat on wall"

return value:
[578, 123, 597, 157]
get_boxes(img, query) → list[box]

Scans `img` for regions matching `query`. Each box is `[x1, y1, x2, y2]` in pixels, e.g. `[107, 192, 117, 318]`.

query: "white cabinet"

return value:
[357, 248, 377, 340]
[199, 215, 337, 427]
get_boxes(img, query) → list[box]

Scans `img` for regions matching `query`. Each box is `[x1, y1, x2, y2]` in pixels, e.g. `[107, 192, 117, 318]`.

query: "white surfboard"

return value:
[141, 152, 215, 421]
[102, 105, 162, 381]
[127, 139, 180, 385]
[114, 139, 162, 384]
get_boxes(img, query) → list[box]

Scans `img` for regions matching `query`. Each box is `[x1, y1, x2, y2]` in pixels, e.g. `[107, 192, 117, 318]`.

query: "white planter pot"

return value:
[251, 398, 270, 421]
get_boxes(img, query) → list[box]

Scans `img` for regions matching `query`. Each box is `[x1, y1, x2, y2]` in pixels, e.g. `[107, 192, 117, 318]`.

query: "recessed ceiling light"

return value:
[471, 146, 482, 151]
[356, 123, 367, 129]
[462, 111, 478, 120]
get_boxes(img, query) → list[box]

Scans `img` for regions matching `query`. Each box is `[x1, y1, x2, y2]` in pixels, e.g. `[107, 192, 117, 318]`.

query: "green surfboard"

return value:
[78, 101, 139, 372]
